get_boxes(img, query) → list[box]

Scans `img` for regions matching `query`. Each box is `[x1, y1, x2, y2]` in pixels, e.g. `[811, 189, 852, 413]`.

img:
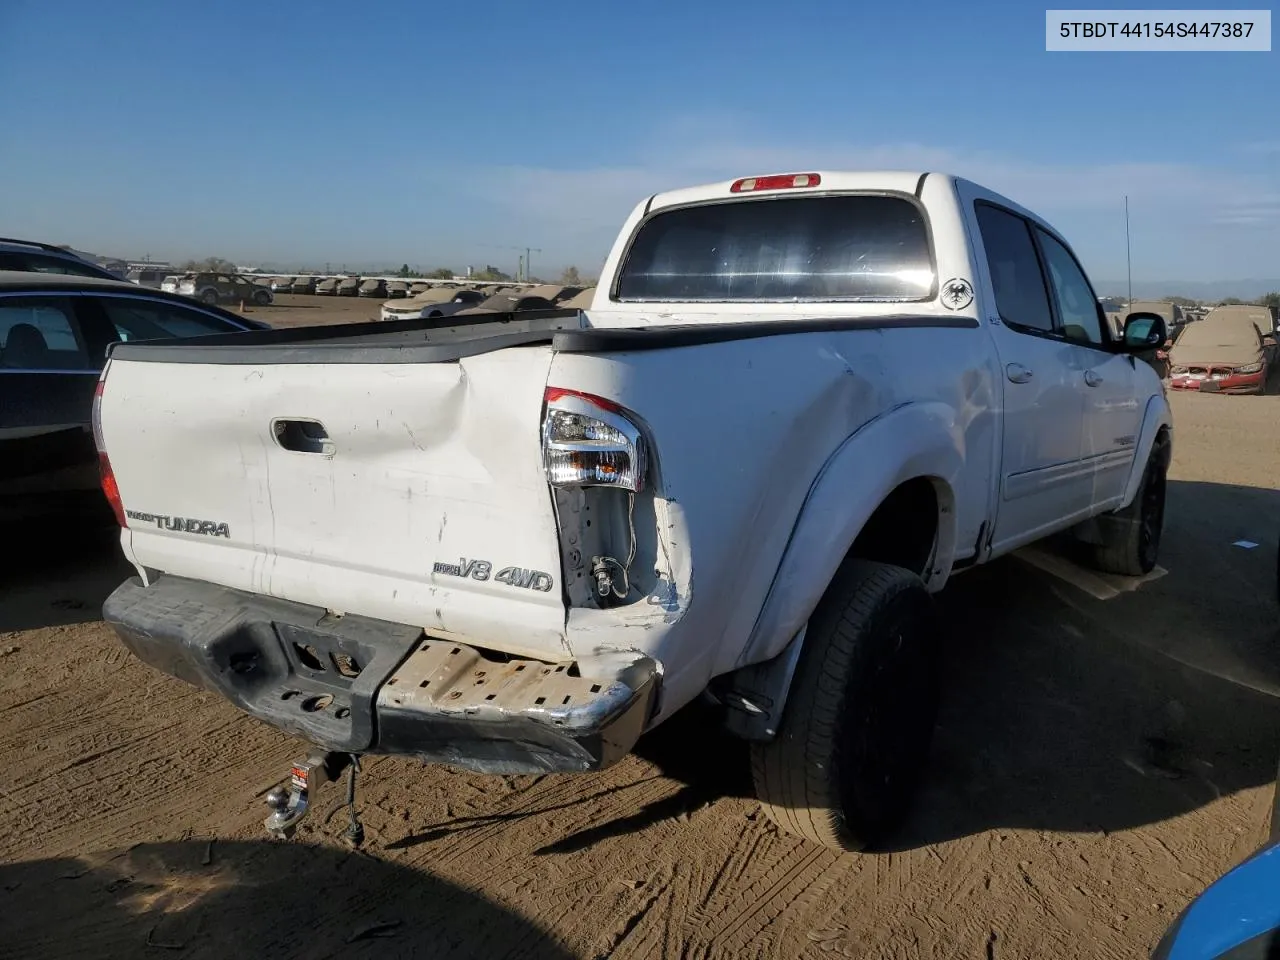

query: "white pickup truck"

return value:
[96, 171, 1173, 852]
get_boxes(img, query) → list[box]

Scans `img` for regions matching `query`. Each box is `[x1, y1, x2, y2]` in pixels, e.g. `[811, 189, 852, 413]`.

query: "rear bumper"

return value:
[104, 574, 659, 774]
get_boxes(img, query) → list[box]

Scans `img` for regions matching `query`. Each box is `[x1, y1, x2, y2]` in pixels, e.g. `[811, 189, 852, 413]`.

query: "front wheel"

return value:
[750, 559, 939, 852]
[1088, 435, 1169, 576]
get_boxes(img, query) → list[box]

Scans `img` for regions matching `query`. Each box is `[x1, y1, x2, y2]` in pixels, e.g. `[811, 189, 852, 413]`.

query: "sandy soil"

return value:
[1, 389, 1278, 960]
[245, 292, 392, 328]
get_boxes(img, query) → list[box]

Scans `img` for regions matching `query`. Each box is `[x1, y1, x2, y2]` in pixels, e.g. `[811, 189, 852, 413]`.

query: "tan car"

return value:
[453, 292, 558, 316]
[561, 287, 595, 309]
[336, 277, 361, 297]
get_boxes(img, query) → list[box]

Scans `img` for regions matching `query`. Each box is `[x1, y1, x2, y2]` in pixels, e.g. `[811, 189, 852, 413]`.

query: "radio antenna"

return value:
[1124, 195, 1133, 306]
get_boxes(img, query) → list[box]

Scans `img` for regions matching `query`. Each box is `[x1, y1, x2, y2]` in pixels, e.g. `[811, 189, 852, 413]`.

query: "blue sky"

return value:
[0, 0, 1275, 282]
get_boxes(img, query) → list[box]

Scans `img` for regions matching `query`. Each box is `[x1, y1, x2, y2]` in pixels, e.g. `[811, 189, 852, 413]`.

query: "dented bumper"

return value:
[103, 574, 659, 775]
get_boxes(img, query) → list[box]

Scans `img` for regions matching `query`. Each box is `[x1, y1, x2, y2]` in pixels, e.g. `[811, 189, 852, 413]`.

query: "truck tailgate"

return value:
[100, 345, 569, 659]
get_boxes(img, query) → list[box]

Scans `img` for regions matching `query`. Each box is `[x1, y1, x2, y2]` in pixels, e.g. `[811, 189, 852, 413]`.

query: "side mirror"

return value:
[1122, 312, 1168, 351]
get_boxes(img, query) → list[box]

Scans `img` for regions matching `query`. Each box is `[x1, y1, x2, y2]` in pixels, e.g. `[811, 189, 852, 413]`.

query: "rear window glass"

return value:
[615, 194, 935, 302]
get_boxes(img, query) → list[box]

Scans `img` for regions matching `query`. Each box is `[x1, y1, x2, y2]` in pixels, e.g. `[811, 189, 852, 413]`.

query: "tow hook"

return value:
[264, 750, 365, 847]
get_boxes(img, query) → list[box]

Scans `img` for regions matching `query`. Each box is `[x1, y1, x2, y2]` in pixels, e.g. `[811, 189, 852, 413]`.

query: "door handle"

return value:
[1006, 363, 1033, 384]
[1084, 369, 1103, 387]
[272, 418, 335, 455]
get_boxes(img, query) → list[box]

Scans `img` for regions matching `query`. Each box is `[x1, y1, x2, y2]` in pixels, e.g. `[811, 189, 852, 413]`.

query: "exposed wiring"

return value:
[591, 492, 637, 602]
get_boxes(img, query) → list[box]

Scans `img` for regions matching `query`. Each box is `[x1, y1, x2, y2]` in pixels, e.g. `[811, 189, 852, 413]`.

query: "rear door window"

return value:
[615, 194, 935, 302]
[974, 204, 1056, 334]
[0, 297, 92, 370]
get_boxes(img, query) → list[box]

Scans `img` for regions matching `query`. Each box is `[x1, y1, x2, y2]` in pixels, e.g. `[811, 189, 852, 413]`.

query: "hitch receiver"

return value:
[263, 750, 352, 840]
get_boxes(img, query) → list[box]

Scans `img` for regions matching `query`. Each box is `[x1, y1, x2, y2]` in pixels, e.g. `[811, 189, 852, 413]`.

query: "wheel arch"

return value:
[1120, 393, 1173, 507]
[733, 401, 966, 672]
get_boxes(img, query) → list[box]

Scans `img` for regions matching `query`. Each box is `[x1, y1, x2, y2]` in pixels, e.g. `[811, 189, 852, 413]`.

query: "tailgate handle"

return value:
[272, 418, 335, 456]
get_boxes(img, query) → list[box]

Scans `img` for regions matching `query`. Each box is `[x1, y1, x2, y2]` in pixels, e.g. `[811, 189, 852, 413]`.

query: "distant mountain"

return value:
[1096, 280, 1280, 302]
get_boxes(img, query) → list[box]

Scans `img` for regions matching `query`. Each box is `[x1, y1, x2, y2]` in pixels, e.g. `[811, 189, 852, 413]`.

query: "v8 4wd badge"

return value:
[433, 557, 554, 593]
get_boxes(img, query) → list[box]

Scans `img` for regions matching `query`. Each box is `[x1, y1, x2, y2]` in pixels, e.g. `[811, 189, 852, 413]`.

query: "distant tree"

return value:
[181, 256, 238, 273]
[1260, 291, 1280, 311]
[397, 263, 411, 277]
[1218, 297, 1245, 306]
[558, 266, 582, 286]
[1162, 295, 1198, 307]
[427, 267, 454, 280]
[473, 265, 511, 282]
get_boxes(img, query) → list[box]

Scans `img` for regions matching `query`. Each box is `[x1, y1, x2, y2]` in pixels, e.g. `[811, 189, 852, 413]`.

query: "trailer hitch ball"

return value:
[263, 750, 357, 842]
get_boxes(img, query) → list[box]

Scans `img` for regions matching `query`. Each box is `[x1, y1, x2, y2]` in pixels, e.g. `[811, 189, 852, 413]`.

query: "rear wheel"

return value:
[253, 289, 271, 306]
[750, 559, 939, 852]
[1088, 435, 1169, 576]
[201, 288, 220, 305]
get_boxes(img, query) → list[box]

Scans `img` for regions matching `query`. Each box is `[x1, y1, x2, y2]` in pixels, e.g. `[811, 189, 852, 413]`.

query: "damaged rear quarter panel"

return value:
[549, 323, 994, 718]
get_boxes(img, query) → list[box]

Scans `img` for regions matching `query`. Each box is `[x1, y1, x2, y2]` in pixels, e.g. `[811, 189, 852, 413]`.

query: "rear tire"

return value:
[1088, 435, 1169, 576]
[253, 289, 271, 306]
[750, 559, 939, 852]
[201, 288, 219, 305]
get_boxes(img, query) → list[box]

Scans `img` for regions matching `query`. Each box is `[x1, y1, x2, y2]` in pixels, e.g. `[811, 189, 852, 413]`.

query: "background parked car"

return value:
[1168, 304, 1278, 394]
[270, 276, 293, 293]
[453, 292, 559, 316]
[336, 276, 361, 297]
[378, 287, 487, 322]
[178, 272, 272, 306]
[385, 280, 409, 299]
[0, 271, 266, 525]
[315, 277, 339, 295]
[0, 238, 124, 281]
[409, 281, 430, 296]
[561, 287, 595, 309]
[290, 275, 317, 295]
[125, 267, 170, 289]
[358, 278, 386, 298]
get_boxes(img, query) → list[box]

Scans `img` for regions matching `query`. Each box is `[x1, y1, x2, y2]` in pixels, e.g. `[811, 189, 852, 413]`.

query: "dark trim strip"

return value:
[106, 312, 979, 366]
[949, 521, 986, 572]
[107, 311, 582, 365]
[914, 172, 929, 198]
[642, 193, 656, 215]
[550, 315, 979, 353]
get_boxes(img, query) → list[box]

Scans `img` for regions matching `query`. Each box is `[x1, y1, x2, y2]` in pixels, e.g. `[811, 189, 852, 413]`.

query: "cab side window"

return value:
[1035, 229, 1106, 346]
[974, 204, 1055, 334]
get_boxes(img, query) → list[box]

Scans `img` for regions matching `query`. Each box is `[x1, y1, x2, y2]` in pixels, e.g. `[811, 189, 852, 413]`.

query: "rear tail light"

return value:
[92, 372, 127, 528]
[730, 173, 821, 193]
[541, 387, 647, 492]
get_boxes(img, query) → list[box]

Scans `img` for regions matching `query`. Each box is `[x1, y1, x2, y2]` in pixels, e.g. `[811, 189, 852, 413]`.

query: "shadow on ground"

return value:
[0, 514, 132, 633]
[0, 840, 572, 960]
[569, 479, 1280, 852]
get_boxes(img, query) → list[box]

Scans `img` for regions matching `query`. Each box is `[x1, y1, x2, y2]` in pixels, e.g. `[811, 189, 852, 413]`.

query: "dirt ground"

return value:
[245, 292, 393, 328]
[2, 345, 1278, 958]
